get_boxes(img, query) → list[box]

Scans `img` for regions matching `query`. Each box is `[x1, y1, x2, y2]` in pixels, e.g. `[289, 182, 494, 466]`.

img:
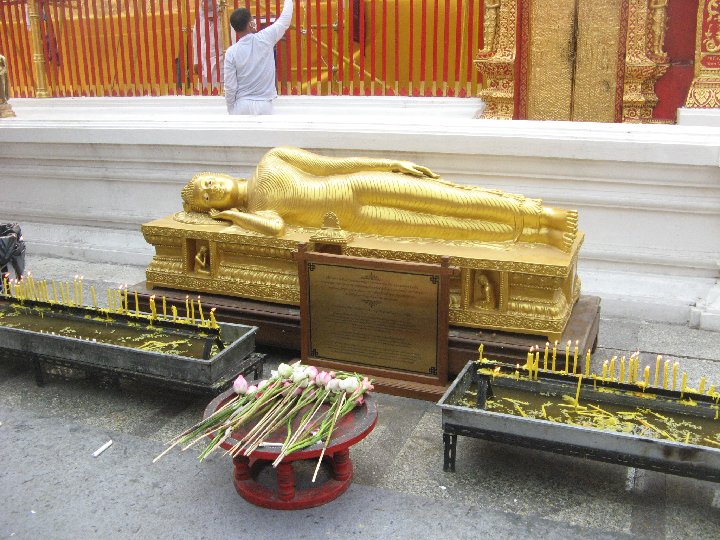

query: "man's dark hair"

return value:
[230, 8, 252, 32]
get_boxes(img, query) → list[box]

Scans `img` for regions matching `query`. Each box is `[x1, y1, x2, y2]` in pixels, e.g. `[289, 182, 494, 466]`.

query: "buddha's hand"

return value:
[209, 208, 238, 221]
[392, 160, 440, 179]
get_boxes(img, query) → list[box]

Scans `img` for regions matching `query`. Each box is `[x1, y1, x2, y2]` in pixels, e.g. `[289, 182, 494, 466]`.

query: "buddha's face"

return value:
[192, 174, 238, 211]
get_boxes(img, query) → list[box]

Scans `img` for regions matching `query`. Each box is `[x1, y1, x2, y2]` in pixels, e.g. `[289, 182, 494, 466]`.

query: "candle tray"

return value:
[0, 297, 263, 394]
[438, 360, 720, 482]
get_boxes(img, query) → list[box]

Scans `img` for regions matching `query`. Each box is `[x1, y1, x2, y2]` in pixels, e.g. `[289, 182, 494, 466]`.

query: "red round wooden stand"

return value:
[204, 389, 378, 510]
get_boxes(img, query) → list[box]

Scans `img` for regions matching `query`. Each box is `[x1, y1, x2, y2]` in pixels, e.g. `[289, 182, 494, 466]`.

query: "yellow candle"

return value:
[116, 289, 123, 312]
[526, 348, 533, 370]
[584, 349, 591, 376]
[515, 365, 519, 380]
[478, 343, 484, 361]
[185, 295, 190, 320]
[654, 355, 662, 387]
[172, 305, 178, 322]
[2, 275, 8, 295]
[575, 375, 583, 408]
[672, 362, 678, 391]
[190, 299, 195, 322]
[134, 290, 139, 316]
[552, 341, 557, 372]
[565, 340, 571, 374]
[162, 296, 167, 319]
[609, 356, 616, 381]
[534, 348, 540, 379]
[681, 372, 687, 396]
[124, 286, 129, 313]
[149, 295, 157, 320]
[643, 366, 650, 388]
[198, 296, 205, 325]
[602, 360, 608, 379]
[619, 357, 625, 383]
[90, 286, 97, 308]
[662, 360, 669, 389]
[210, 307, 217, 328]
[79, 276, 84, 305]
[699, 376, 706, 394]
[573, 340, 579, 374]
[543, 342, 549, 371]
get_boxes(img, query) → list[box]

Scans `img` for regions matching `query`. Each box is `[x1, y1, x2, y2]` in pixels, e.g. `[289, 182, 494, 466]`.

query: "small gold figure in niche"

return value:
[181, 146, 578, 252]
[473, 272, 495, 310]
[649, 0, 668, 58]
[0, 55, 16, 118]
[194, 245, 211, 275]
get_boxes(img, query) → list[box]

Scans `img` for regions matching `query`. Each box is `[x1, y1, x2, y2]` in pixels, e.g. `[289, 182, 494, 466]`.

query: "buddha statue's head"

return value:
[181, 173, 246, 213]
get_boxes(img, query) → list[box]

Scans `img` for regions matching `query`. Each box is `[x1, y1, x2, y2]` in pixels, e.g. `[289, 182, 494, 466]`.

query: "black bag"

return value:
[0, 223, 26, 278]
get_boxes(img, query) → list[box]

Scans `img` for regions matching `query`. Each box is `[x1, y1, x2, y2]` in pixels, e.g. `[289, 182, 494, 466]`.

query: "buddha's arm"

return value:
[209, 209, 285, 236]
[266, 146, 439, 179]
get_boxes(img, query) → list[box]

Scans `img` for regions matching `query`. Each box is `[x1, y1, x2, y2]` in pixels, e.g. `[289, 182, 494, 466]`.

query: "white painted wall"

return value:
[1, 96, 719, 329]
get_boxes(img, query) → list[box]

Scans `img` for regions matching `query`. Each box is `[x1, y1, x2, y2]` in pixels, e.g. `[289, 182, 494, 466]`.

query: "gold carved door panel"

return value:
[527, 0, 624, 122]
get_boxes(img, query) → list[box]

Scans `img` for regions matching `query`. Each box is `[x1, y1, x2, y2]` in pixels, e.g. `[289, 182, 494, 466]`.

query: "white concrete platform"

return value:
[1, 96, 719, 328]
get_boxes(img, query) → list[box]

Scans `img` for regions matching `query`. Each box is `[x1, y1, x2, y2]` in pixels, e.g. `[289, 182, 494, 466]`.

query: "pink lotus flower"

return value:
[362, 377, 374, 392]
[246, 385, 258, 395]
[315, 371, 331, 387]
[233, 375, 248, 395]
[304, 366, 319, 380]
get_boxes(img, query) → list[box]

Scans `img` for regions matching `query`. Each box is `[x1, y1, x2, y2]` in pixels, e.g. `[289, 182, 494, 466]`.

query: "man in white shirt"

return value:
[224, 0, 294, 115]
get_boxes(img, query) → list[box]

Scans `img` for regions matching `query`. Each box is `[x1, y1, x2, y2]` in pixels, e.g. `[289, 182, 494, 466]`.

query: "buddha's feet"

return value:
[541, 208, 578, 252]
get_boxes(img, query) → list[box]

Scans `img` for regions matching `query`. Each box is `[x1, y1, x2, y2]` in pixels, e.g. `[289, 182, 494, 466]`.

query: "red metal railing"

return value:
[0, 0, 484, 98]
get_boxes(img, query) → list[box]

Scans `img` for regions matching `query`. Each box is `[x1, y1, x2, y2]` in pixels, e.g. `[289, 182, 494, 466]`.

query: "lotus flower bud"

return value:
[270, 369, 279, 379]
[326, 379, 341, 393]
[362, 377, 374, 392]
[304, 366, 319, 380]
[258, 379, 269, 391]
[341, 377, 359, 394]
[233, 375, 248, 395]
[292, 368, 308, 383]
[315, 371, 330, 387]
[246, 385, 258, 395]
[298, 378, 310, 388]
[277, 363, 294, 378]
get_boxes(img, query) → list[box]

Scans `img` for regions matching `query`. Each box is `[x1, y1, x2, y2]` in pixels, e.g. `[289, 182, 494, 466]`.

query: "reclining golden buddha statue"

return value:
[143, 146, 584, 341]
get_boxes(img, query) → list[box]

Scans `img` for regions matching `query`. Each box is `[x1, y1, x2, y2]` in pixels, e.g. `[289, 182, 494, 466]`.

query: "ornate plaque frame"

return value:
[296, 245, 454, 392]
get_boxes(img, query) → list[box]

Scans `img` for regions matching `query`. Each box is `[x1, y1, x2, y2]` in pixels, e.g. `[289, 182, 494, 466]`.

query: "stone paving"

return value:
[1, 256, 719, 539]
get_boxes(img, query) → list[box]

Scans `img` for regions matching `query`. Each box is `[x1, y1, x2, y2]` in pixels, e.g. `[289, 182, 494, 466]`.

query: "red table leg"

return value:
[277, 461, 296, 501]
[332, 449, 352, 481]
[233, 455, 251, 482]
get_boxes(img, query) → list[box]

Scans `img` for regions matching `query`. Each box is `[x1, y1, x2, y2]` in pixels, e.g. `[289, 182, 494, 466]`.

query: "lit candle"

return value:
[543, 342, 549, 371]
[526, 348, 533, 371]
[478, 343, 484, 361]
[198, 296, 205, 325]
[585, 349, 591, 376]
[90, 285, 97, 308]
[515, 365, 520, 380]
[672, 362, 678, 391]
[602, 360, 608, 380]
[609, 356, 616, 381]
[699, 376, 706, 394]
[172, 305, 178, 322]
[573, 340, 579, 374]
[643, 366, 650, 388]
[134, 290, 139, 316]
[162, 296, 167, 319]
[654, 355, 662, 387]
[552, 341, 558, 372]
[2, 274, 9, 295]
[565, 340, 571, 374]
[681, 372, 687, 396]
[619, 357, 625, 383]
[662, 360, 669, 390]
[210, 307, 217, 328]
[116, 289, 123, 312]
[534, 348, 540, 379]
[575, 375, 583, 409]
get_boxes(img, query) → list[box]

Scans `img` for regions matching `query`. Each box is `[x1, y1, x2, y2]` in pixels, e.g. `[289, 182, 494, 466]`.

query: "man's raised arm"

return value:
[256, 0, 293, 45]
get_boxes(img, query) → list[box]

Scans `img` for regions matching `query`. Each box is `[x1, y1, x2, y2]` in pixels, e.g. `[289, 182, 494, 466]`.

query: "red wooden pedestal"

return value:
[204, 389, 378, 510]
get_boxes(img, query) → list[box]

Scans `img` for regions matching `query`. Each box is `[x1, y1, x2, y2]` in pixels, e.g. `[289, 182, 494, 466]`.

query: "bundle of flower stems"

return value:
[155, 362, 373, 480]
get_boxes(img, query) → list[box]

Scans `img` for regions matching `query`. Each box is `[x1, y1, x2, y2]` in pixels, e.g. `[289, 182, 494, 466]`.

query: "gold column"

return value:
[26, 0, 50, 98]
[0, 55, 17, 118]
[621, 0, 669, 123]
[218, 0, 231, 96]
[474, 0, 518, 120]
[685, 1, 720, 109]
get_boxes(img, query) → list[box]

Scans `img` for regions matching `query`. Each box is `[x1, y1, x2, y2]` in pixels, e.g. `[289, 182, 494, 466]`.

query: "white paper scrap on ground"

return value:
[92, 440, 113, 457]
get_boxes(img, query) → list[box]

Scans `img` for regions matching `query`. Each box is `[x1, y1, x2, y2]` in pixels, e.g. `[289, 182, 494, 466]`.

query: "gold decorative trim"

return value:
[685, 1, 720, 108]
[473, 0, 517, 120]
[622, 0, 669, 123]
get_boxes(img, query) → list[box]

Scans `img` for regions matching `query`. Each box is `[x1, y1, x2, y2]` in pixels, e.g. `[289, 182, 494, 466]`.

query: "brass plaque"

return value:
[307, 263, 440, 375]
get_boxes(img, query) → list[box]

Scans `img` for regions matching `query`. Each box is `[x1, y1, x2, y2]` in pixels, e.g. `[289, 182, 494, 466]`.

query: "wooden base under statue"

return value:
[135, 283, 600, 401]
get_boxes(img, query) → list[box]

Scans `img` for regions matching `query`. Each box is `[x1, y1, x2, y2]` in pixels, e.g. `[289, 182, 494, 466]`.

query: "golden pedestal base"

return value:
[143, 213, 583, 342]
